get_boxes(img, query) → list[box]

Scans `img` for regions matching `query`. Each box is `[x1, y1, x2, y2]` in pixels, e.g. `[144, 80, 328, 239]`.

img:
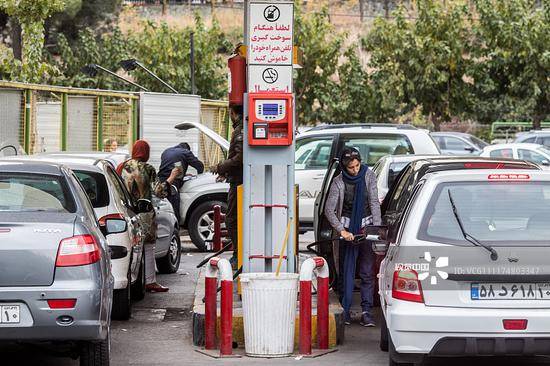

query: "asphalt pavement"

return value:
[2, 234, 550, 365]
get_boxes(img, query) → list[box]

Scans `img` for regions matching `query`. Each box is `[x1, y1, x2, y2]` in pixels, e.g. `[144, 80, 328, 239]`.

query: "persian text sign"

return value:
[248, 2, 294, 66]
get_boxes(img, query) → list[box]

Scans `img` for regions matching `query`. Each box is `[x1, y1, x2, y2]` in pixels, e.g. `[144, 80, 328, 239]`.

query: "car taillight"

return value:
[56, 235, 101, 267]
[98, 213, 125, 226]
[392, 269, 424, 303]
[47, 299, 77, 309]
[503, 319, 528, 330]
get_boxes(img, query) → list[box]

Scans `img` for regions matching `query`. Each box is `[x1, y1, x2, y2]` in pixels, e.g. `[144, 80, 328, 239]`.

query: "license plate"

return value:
[471, 283, 550, 300]
[1, 305, 20, 323]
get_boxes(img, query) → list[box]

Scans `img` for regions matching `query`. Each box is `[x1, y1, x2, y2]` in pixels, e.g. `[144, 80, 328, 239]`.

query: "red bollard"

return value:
[299, 257, 330, 355]
[204, 257, 233, 356]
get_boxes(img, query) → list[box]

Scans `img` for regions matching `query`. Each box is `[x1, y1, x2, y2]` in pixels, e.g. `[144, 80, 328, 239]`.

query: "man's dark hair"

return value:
[340, 147, 362, 166]
[179, 142, 191, 150]
[230, 105, 243, 116]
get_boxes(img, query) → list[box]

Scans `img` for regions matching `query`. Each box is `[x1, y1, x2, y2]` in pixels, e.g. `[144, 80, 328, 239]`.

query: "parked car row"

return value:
[0, 152, 181, 366]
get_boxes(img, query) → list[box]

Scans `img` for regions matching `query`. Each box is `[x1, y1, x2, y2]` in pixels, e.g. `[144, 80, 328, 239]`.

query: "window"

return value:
[0, 173, 76, 213]
[386, 165, 414, 213]
[540, 137, 550, 147]
[418, 182, 550, 246]
[522, 136, 536, 143]
[444, 137, 469, 151]
[432, 136, 445, 149]
[518, 149, 549, 165]
[467, 136, 488, 150]
[295, 136, 333, 170]
[340, 134, 414, 166]
[387, 162, 409, 188]
[105, 166, 134, 208]
[73, 170, 110, 208]
[489, 149, 513, 158]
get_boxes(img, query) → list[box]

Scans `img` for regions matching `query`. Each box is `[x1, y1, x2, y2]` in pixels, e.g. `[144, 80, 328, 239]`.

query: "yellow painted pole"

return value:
[275, 218, 292, 277]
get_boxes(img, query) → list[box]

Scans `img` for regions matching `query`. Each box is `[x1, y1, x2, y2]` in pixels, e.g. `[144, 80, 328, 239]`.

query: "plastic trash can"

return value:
[240, 272, 299, 357]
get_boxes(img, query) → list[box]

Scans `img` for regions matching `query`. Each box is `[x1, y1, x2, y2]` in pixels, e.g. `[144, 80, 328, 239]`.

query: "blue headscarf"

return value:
[340, 151, 368, 235]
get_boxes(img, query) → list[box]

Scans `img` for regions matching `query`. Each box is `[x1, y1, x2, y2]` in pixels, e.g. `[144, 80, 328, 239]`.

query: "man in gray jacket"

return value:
[324, 147, 382, 326]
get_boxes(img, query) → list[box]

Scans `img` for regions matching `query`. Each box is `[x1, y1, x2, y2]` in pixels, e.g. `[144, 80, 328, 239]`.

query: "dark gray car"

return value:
[0, 160, 117, 366]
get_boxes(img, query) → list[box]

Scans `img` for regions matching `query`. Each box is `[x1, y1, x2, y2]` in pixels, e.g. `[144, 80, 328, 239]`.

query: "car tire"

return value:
[188, 200, 227, 252]
[111, 266, 131, 321]
[157, 227, 181, 274]
[131, 249, 146, 301]
[80, 331, 110, 366]
[380, 312, 389, 352]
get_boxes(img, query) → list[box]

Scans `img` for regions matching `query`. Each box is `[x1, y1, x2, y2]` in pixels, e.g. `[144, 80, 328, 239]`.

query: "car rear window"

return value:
[418, 181, 550, 246]
[341, 134, 414, 166]
[0, 173, 76, 213]
[74, 170, 110, 208]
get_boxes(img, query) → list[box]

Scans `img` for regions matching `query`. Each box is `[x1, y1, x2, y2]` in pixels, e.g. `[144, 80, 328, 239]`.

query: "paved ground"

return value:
[3, 234, 550, 365]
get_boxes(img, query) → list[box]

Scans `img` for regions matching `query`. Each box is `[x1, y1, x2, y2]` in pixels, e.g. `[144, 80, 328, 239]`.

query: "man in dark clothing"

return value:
[211, 105, 243, 267]
[158, 142, 204, 223]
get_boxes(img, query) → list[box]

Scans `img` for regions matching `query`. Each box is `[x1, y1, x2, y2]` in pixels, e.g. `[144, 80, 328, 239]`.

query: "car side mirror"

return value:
[109, 245, 128, 260]
[100, 218, 127, 236]
[542, 160, 550, 166]
[136, 198, 154, 213]
[464, 146, 476, 153]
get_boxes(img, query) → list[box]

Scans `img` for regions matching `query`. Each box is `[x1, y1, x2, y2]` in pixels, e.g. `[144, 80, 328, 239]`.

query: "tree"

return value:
[1, 0, 65, 82]
[293, 6, 346, 124]
[470, 0, 549, 128]
[363, 0, 474, 130]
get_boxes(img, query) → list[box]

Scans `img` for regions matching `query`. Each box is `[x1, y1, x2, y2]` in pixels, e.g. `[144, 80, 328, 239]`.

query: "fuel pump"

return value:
[248, 93, 293, 146]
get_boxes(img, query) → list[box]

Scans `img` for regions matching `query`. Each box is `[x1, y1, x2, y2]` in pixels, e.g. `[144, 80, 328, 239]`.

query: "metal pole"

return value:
[135, 61, 179, 94]
[97, 96, 104, 151]
[24, 89, 32, 154]
[94, 65, 149, 92]
[61, 93, 68, 151]
[131, 98, 139, 145]
[190, 32, 196, 95]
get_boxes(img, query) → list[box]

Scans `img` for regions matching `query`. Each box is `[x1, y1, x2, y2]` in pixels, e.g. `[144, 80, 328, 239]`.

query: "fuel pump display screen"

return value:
[262, 104, 279, 115]
[255, 99, 286, 121]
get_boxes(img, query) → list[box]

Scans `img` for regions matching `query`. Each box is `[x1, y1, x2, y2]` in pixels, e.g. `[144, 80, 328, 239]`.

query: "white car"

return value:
[376, 169, 550, 365]
[480, 143, 550, 169]
[175, 122, 440, 250]
[372, 154, 441, 202]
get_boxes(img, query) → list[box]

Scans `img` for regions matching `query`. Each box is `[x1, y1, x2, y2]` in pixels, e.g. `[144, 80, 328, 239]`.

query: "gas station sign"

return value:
[247, 2, 294, 93]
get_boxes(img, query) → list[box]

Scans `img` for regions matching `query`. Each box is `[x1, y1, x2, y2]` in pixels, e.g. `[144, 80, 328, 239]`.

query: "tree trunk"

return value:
[162, 0, 167, 16]
[430, 113, 442, 132]
[12, 20, 22, 61]
[533, 114, 542, 130]
[384, 0, 390, 19]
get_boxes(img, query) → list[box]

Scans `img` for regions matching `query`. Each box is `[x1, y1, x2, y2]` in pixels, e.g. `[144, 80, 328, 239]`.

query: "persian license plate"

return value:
[1, 305, 20, 323]
[471, 283, 550, 300]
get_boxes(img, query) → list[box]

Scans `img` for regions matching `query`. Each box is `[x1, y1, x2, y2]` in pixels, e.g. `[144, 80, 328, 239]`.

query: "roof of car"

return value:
[430, 131, 472, 137]
[408, 156, 538, 171]
[384, 154, 444, 163]
[1, 155, 104, 173]
[483, 143, 543, 150]
[424, 169, 549, 183]
[302, 123, 420, 136]
[0, 159, 65, 175]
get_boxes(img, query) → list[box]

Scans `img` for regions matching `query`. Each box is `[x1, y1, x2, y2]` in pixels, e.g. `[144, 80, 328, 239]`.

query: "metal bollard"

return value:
[299, 257, 330, 355]
[204, 257, 233, 356]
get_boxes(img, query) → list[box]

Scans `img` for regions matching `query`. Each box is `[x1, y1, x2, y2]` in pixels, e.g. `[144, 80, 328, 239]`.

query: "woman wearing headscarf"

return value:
[117, 140, 181, 292]
[324, 147, 382, 327]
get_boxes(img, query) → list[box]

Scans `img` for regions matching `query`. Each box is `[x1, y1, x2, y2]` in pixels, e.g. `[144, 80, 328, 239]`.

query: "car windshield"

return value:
[0, 173, 76, 213]
[419, 181, 550, 246]
[74, 170, 110, 208]
[468, 136, 488, 149]
[341, 134, 414, 166]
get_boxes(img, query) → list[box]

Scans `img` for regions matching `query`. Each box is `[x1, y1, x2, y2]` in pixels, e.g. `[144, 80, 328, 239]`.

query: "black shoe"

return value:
[360, 313, 376, 327]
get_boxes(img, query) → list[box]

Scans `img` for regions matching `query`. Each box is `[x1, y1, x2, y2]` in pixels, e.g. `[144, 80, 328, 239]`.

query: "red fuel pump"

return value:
[248, 92, 294, 146]
[228, 53, 247, 106]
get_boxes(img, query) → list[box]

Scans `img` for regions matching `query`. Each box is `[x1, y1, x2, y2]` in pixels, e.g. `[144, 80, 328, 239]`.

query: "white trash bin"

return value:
[240, 272, 299, 357]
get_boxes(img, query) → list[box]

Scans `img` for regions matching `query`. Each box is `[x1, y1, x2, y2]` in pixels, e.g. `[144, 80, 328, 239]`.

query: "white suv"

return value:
[376, 169, 550, 365]
[175, 123, 440, 250]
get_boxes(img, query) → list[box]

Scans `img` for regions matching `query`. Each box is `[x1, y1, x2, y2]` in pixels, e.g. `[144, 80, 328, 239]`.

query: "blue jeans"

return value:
[339, 239, 376, 315]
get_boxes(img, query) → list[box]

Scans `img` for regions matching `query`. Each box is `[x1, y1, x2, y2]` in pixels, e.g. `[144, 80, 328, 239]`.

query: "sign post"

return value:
[243, 0, 296, 274]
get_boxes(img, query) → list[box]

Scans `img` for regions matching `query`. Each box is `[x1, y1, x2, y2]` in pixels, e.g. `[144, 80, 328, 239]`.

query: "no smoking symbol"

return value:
[262, 68, 279, 84]
[264, 5, 280, 22]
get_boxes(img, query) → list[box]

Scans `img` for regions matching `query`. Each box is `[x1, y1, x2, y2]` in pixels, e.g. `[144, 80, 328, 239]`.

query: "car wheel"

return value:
[188, 200, 227, 252]
[80, 330, 110, 366]
[131, 248, 145, 301]
[111, 266, 131, 321]
[157, 227, 181, 274]
[380, 312, 389, 352]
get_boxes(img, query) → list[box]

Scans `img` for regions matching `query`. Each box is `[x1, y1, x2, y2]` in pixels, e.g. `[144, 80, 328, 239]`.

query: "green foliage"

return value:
[364, 0, 473, 130]
[48, 14, 231, 97]
[293, 7, 345, 124]
[469, 0, 550, 127]
[1, 0, 65, 82]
